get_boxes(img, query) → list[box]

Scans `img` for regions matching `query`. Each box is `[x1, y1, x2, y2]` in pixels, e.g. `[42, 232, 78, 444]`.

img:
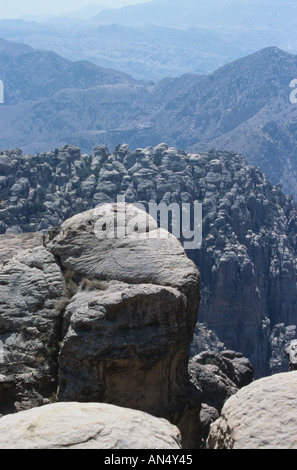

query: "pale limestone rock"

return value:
[0, 233, 43, 266]
[207, 371, 297, 449]
[0, 402, 182, 449]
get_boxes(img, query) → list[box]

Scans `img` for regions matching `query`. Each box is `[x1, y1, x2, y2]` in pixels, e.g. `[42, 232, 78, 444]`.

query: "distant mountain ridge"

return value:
[91, 0, 297, 32]
[1, 0, 297, 81]
[0, 38, 137, 105]
[0, 20, 258, 80]
[0, 39, 297, 198]
[153, 46, 297, 197]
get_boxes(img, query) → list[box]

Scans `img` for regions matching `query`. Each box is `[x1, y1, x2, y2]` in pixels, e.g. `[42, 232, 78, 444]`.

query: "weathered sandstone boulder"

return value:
[207, 371, 297, 449]
[0, 402, 182, 449]
[45, 202, 198, 294]
[0, 204, 201, 447]
[44, 203, 201, 448]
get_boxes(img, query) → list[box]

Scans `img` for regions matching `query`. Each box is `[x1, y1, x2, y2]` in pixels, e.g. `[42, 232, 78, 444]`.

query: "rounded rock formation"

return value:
[207, 371, 297, 449]
[0, 402, 182, 449]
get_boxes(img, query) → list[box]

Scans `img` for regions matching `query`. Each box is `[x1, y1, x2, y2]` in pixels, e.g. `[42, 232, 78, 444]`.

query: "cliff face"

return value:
[1, 143, 296, 377]
[0, 233, 65, 414]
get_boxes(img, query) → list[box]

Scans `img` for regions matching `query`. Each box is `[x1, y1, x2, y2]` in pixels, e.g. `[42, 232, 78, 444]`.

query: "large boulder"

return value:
[45, 202, 198, 294]
[207, 371, 297, 449]
[0, 402, 182, 449]
[44, 203, 201, 448]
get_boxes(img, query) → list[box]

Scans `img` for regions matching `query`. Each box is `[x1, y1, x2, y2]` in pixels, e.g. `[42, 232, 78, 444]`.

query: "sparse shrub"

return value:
[53, 268, 78, 316]
[49, 392, 57, 403]
[80, 278, 108, 291]
[53, 297, 71, 317]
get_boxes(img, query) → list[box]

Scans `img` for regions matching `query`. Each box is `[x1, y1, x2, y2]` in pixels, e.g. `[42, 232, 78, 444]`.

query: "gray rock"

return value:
[1, 144, 297, 378]
[270, 324, 297, 373]
[199, 404, 219, 447]
[285, 339, 297, 371]
[189, 349, 253, 446]
[44, 203, 201, 448]
[45, 204, 199, 294]
[0, 234, 65, 414]
[80, 174, 97, 197]
[190, 322, 225, 356]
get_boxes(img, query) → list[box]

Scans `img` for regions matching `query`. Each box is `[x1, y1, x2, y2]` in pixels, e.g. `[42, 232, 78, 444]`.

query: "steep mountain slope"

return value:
[1, 143, 296, 377]
[154, 47, 297, 197]
[156, 47, 297, 144]
[0, 38, 137, 105]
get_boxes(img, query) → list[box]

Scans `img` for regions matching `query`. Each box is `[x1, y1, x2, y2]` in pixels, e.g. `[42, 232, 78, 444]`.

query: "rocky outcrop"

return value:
[207, 371, 297, 449]
[285, 339, 297, 371]
[0, 203, 258, 448]
[0, 233, 65, 415]
[1, 144, 296, 377]
[190, 322, 225, 356]
[44, 204, 201, 448]
[0, 203, 201, 448]
[269, 324, 297, 374]
[0, 402, 182, 449]
[189, 350, 253, 446]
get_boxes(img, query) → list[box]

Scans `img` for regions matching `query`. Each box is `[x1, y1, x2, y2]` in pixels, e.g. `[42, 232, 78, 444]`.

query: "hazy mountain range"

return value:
[92, 0, 297, 31]
[0, 0, 297, 81]
[0, 37, 297, 198]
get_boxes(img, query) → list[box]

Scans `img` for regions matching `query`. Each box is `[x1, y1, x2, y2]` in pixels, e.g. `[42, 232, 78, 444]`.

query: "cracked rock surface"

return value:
[0, 233, 65, 415]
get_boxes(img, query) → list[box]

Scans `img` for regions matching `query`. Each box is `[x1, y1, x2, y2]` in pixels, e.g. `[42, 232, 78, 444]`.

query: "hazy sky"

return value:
[0, 0, 149, 19]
